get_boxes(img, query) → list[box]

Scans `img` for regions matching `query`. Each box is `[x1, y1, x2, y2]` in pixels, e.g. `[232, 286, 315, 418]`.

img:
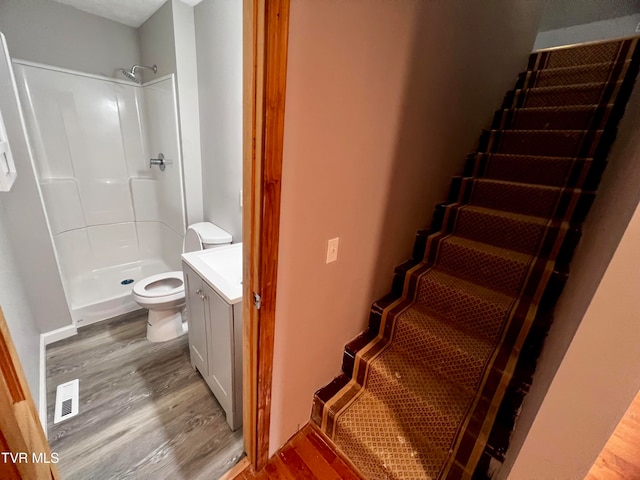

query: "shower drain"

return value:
[121, 279, 134, 285]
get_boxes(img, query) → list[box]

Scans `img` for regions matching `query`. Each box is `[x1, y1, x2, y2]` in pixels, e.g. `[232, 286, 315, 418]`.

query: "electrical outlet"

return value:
[326, 237, 339, 263]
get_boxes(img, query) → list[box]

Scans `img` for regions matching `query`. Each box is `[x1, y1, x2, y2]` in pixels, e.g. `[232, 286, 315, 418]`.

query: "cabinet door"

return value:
[204, 283, 233, 414]
[183, 264, 208, 376]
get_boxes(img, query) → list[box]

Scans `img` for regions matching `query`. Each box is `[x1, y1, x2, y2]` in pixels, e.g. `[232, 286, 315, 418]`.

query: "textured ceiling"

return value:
[50, 0, 203, 28]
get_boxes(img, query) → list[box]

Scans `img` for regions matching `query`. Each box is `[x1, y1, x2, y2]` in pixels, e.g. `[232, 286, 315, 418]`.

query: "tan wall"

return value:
[506, 190, 640, 479]
[500, 84, 640, 478]
[269, 0, 544, 454]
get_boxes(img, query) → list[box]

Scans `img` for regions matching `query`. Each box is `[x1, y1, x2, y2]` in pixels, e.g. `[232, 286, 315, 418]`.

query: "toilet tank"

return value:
[183, 222, 233, 253]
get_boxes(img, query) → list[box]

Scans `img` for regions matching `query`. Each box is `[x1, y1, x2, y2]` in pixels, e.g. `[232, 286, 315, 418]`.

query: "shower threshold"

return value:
[69, 258, 174, 327]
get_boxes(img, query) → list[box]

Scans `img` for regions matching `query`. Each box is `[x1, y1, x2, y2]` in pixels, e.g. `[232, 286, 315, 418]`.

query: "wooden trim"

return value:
[0, 307, 59, 479]
[242, 0, 261, 465]
[219, 457, 250, 480]
[242, 0, 290, 471]
[255, 0, 290, 470]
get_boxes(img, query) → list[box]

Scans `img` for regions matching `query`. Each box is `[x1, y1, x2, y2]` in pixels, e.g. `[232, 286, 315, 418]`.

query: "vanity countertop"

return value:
[181, 243, 243, 304]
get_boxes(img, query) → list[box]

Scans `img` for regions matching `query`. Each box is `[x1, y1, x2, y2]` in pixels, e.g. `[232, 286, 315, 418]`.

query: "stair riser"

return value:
[516, 61, 631, 89]
[527, 38, 639, 71]
[312, 374, 350, 428]
[479, 130, 602, 158]
[390, 314, 492, 390]
[503, 82, 622, 109]
[466, 180, 561, 218]
[456, 176, 595, 224]
[467, 153, 586, 188]
[447, 206, 548, 255]
[415, 274, 510, 341]
[492, 105, 612, 131]
[366, 357, 471, 434]
[333, 415, 450, 480]
[437, 239, 531, 297]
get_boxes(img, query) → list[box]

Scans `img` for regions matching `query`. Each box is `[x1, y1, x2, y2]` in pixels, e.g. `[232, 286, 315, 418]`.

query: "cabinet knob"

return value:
[200, 294, 206, 300]
[195, 289, 202, 295]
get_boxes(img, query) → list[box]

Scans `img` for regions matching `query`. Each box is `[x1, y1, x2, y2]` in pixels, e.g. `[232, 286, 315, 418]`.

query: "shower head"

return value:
[121, 69, 139, 83]
[120, 64, 158, 84]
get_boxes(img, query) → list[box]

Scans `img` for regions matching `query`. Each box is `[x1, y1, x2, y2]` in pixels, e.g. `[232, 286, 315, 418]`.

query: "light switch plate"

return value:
[326, 237, 339, 263]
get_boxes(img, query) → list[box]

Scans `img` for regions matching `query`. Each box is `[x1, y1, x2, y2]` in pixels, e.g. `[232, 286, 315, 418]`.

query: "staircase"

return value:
[311, 37, 640, 480]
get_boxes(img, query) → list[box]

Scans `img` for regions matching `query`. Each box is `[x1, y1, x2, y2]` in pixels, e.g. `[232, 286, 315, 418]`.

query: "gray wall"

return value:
[499, 78, 640, 479]
[0, 209, 42, 411]
[0, 32, 73, 413]
[139, 0, 204, 227]
[0, 0, 140, 77]
[535, 13, 640, 49]
[139, 0, 176, 81]
[194, 0, 243, 242]
[269, 0, 545, 454]
[172, 0, 203, 227]
[539, 0, 640, 31]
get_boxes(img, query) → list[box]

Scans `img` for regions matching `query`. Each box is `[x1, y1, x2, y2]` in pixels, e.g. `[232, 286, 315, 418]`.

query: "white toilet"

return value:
[132, 222, 233, 342]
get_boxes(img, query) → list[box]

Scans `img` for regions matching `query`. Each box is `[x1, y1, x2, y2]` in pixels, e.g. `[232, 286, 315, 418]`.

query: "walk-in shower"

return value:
[13, 60, 185, 326]
[120, 64, 157, 84]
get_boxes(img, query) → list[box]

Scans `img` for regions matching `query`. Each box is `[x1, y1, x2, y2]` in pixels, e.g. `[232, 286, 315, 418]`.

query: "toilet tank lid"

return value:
[188, 222, 233, 245]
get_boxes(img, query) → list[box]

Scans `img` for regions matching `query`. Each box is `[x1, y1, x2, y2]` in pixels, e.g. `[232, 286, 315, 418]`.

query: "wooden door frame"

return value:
[242, 0, 290, 471]
[0, 308, 60, 479]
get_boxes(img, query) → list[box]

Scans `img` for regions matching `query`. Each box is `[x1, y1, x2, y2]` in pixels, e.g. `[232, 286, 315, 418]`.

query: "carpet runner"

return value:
[312, 37, 640, 479]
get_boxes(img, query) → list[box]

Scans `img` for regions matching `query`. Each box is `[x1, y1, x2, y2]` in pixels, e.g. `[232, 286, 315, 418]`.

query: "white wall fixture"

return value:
[0, 110, 17, 191]
[0, 35, 18, 191]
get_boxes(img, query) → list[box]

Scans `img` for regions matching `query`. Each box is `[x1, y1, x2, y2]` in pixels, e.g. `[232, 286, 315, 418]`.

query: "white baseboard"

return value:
[39, 323, 78, 437]
[42, 324, 77, 346]
[39, 334, 47, 438]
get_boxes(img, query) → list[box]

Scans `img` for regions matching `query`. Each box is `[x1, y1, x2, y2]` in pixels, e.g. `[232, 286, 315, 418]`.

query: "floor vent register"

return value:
[54, 379, 79, 424]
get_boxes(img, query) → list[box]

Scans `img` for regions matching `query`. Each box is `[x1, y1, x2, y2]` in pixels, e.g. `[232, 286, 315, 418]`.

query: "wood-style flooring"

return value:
[236, 424, 361, 479]
[586, 389, 640, 480]
[46, 311, 243, 479]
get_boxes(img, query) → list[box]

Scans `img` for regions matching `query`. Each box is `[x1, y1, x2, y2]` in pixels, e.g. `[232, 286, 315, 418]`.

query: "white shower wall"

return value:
[13, 62, 185, 325]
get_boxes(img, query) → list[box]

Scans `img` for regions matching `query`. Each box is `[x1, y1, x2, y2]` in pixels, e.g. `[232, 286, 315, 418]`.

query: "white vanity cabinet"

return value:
[183, 262, 243, 431]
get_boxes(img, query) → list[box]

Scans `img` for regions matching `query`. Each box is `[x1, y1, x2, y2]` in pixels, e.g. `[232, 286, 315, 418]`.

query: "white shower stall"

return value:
[13, 60, 185, 326]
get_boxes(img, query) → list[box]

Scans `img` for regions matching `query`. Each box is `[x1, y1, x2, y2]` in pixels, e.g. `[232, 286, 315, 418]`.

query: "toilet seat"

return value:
[132, 271, 185, 304]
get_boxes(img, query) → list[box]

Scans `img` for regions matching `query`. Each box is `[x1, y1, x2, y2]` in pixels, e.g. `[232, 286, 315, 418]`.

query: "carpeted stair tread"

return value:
[416, 269, 513, 341]
[528, 40, 636, 69]
[453, 205, 549, 255]
[437, 235, 533, 296]
[518, 60, 631, 89]
[468, 178, 562, 218]
[504, 81, 622, 109]
[493, 104, 612, 131]
[365, 343, 474, 425]
[472, 153, 583, 187]
[333, 388, 450, 480]
[480, 129, 602, 157]
[392, 304, 494, 388]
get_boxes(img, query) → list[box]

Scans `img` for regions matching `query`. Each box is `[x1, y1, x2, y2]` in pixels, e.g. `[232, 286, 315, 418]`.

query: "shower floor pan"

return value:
[69, 259, 173, 327]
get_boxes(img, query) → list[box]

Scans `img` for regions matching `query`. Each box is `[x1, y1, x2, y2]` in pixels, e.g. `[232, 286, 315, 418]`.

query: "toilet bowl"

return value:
[131, 222, 233, 342]
[132, 271, 186, 342]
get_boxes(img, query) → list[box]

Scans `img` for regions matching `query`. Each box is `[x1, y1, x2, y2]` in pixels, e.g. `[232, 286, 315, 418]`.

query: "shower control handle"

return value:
[149, 153, 167, 171]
